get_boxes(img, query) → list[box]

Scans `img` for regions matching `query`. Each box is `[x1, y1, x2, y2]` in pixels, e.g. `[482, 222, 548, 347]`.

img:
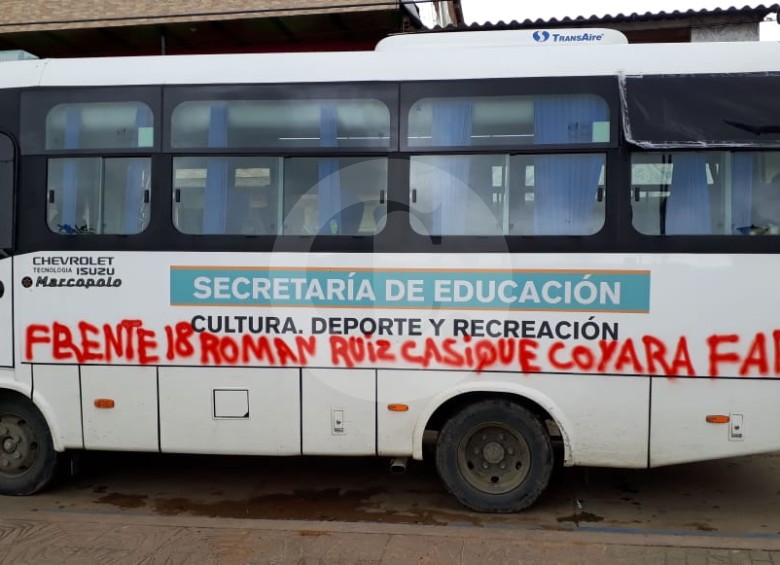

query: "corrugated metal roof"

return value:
[454, 4, 779, 29]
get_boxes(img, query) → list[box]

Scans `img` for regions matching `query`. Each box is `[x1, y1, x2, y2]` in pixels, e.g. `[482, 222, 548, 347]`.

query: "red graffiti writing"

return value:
[26, 320, 159, 364]
[166, 320, 316, 365]
[26, 321, 316, 367]
[707, 331, 780, 377]
[329, 335, 396, 367]
[327, 335, 692, 376]
[23, 321, 780, 378]
[547, 337, 694, 377]
[198, 333, 316, 366]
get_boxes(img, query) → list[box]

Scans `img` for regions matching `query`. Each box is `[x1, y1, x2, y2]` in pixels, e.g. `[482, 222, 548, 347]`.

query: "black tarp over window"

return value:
[621, 74, 780, 148]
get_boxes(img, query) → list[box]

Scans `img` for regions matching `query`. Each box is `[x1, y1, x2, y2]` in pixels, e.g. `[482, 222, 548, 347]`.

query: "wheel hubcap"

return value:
[482, 441, 505, 464]
[458, 423, 531, 494]
[0, 415, 37, 476]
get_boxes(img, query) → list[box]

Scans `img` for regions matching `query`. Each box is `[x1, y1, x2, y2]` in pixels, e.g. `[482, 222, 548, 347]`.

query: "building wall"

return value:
[0, 0, 400, 31]
[691, 22, 759, 42]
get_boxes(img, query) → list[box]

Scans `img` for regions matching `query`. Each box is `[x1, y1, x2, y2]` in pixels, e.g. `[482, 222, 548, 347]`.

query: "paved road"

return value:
[1, 451, 779, 562]
[0, 513, 780, 565]
[1, 511, 780, 564]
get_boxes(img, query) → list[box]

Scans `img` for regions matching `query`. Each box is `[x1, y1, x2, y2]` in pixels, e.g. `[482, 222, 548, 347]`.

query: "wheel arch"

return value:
[0, 384, 64, 452]
[0, 385, 62, 495]
[414, 382, 574, 463]
[0, 381, 32, 401]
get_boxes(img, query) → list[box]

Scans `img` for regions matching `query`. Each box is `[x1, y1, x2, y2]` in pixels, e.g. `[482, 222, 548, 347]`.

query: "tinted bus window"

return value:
[631, 151, 780, 235]
[173, 156, 387, 236]
[407, 94, 610, 148]
[47, 157, 151, 235]
[410, 153, 606, 236]
[46, 102, 154, 150]
[171, 99, 391, 149]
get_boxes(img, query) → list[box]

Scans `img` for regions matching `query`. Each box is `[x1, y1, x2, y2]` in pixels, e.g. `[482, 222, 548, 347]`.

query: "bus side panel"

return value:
[31, 364, 83, 450]
[81, 365, 157, 451]
[0, 258, 12, 367]
[378, 370, 466, 457]
[378, 371, 650, 468]
[158, 367, 300, 455]
[650, 378, 780, 466]
[301, 368, 375, 455]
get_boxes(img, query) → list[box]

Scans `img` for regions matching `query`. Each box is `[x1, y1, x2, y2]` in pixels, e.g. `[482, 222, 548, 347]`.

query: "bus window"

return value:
[173, 156, 280, 235]
[40, 100, 155, 236]
[172, 156, 388, 236]
[170, 97, 390, 236]
[410, 153, 605, 236]
[283, 157, 387, 236]
[0, 134, 13, 249]
[407, 94, 610, 148]
[47, 157, 150, 235]
[631, 151, 780, 235]
[406, 91, 609, 236]
[46, 102, 154, 150]
[171, 99, 391, 149]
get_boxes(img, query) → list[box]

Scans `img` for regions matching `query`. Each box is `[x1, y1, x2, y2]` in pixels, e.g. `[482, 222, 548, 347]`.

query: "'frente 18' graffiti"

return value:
[23, 319, 780, 378]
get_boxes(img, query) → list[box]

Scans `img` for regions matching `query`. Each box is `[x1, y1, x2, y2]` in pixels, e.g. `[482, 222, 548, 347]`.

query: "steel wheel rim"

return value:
[457, 421, 531, 494]
[0, 414, 39, 478]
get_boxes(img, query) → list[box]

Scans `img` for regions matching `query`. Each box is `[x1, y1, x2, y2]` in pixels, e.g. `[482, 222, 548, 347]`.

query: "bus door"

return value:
[0, 133, 13, 367]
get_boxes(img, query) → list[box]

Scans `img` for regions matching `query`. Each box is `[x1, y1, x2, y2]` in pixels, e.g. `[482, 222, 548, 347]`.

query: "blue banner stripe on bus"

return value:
[170, 268, 651, 312]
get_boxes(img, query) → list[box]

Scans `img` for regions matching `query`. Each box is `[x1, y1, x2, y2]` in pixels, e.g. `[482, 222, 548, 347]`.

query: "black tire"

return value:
[435, 399, 553, 513]
[0, 397, 59, 495]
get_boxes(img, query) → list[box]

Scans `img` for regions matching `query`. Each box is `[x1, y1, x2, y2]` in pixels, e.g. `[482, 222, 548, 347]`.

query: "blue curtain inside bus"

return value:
[665, 153, 710, 234]
[731, 153, 753, 234]
[61, 107, 81, 232]
[533, 96, 606, 235]
[121, 107, 153, 234]
[431, 100, 473, 235]
[203, 103, 230, 234]
[317, 103, 343, 234]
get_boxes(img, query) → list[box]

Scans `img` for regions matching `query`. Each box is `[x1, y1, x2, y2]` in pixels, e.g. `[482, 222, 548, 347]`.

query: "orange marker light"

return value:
[94, 399, 116, 409]
[387, 404, 409, 412]
[705, 415, 730, 424]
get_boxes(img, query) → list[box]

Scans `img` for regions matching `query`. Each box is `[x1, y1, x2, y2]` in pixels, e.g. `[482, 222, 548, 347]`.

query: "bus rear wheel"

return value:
[435, 399, 553, 513]
[0, 398, 59, 495]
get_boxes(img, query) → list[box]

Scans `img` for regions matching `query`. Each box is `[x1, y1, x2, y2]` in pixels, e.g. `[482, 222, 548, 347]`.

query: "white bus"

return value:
[2, 29, 780, 513]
